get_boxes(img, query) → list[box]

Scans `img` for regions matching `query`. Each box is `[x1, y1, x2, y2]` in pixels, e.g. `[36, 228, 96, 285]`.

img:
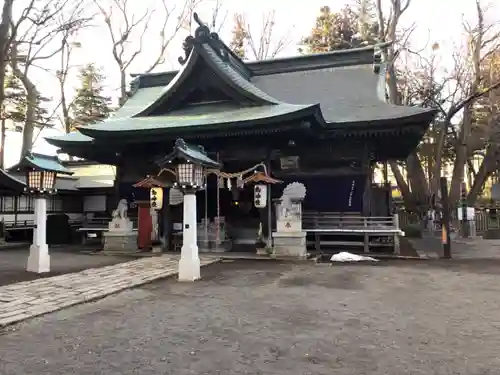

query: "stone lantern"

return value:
[157, 139, 220, 281]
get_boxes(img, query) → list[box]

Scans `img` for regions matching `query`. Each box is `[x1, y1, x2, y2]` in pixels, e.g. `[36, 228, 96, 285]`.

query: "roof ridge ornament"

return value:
[178, 35, 195, 65]
[178, 12, 231, 65]
[175, 138, 187, 150]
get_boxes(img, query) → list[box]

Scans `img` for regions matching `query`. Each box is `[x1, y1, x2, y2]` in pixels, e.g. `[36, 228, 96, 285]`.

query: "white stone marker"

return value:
[178, 192, 200, 281]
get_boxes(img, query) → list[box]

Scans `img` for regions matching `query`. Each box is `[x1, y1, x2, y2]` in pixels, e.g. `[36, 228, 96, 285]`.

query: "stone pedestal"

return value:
[272, 231, 307, 258]
[103, 218, 137, 253]
[272, 199, 307, 258]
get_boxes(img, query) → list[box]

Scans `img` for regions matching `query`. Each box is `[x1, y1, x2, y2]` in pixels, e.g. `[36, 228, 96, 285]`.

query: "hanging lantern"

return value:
[254, 184, 267, 208]
[150, 187, 163, 210]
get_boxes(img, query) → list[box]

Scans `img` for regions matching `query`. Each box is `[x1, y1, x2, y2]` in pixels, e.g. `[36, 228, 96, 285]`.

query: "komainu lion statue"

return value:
[112, 199, 128, 219]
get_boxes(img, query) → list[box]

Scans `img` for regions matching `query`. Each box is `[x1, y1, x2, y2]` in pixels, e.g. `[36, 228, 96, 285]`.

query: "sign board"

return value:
[280, 156, 299, 170]
[457, 207, 475, 221]
[150, 187, 163, 210]
[254, 184, 267, 208]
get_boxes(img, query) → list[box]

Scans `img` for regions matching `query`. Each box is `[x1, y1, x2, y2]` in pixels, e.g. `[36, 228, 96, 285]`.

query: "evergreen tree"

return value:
[300, 4, 379, 54]
[2, 72, 52, 131]
[71, 64, 112, 128]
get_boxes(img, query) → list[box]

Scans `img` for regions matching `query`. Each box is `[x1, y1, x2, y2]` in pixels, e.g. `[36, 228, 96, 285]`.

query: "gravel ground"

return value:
[1, 259, 500, 374]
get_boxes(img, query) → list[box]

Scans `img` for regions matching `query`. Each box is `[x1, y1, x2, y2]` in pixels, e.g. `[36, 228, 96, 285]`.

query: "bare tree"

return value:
[92, 0, 191, 106]
[229, 11, 289, 61]
[375, 0, 500, 212]
[8, 0, 90, 157]
[55, 4, 93, 134]
[446, 1, 500, 204]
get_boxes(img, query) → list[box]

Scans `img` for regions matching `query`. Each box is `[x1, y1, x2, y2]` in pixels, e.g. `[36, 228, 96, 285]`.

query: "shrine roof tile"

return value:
[75, 102, 317, 136]
[9, 153, 73, 175]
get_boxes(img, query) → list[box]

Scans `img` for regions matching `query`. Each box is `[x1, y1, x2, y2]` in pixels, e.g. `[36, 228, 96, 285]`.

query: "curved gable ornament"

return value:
[178, 12, 230, 65]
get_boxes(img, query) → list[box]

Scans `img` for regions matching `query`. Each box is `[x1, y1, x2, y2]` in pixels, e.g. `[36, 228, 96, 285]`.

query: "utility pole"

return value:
[440, 177, 451, 259]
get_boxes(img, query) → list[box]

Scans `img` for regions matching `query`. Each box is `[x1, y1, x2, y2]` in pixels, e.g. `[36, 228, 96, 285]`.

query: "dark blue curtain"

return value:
[271, 175, 367, 213]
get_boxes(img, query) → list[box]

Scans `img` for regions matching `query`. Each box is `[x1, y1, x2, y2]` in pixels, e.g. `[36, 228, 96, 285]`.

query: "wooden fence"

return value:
[397, 209, 498, 235]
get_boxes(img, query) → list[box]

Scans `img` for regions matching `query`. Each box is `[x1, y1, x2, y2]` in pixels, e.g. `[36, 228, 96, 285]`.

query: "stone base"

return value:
[178, 256, 201, 281]
[27, 244, 50, 273]
[103, 231, 137, 253]
[272, 231, 307, 258]
[256, 248, 270, 256]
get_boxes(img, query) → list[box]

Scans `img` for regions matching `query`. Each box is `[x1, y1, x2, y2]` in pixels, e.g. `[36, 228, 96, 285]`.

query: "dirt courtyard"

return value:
[2, 259, 500, 374]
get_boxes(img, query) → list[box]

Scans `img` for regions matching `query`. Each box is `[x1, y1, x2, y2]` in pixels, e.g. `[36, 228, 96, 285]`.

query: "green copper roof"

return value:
[9, 153, 73, 175]
[0, 168, 26, 191]
[157, 138, 221, 168]
[113, 86, 164, 119]
[76, 103, 318, 137]
[199, 44, 280, 104]
[47, 131, 92, 144]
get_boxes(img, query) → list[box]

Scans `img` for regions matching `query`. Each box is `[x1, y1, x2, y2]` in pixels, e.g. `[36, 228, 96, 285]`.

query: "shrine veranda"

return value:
[15, 15, 436, 253]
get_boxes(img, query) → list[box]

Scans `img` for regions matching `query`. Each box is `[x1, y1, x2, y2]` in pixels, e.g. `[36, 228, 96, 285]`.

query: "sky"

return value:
[3, 0, 493, 167]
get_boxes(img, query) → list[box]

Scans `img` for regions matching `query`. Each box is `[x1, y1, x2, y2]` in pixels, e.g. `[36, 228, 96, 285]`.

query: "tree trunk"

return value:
[0, 117, 5, 169]
[11, 45, 39, 159]
[0, 0, 13, 113]
[60, 85, 71, 133]
[449, 108, 473, 206]
[119, 70, 127, 107]
[20, 88, 37, 158]
[466, 147, 498, 205]
[389, 161, 416, 210]
[406, 151, 429, 210]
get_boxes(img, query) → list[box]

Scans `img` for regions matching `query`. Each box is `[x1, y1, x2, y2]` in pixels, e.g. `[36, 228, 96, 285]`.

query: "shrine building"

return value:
[44, 14, 437, 253]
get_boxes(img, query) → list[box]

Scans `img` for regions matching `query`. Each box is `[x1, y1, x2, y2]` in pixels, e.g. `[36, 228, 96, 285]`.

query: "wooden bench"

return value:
[3, 220, 35, 231]
[303, 212, 403, 254]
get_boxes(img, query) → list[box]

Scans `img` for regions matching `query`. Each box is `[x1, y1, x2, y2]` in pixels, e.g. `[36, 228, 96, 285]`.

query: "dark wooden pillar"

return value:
[257, 153, 272, 247]
[362, 143, 372, 216]
[111, 156, 124, 213]
[383, 161, 391, 215]
[266, 156, 272, 246]
[160, 188, 171, 251]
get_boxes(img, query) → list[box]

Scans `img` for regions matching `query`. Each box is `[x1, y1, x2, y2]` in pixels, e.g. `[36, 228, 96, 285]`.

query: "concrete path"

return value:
[0, 255, 219, 327]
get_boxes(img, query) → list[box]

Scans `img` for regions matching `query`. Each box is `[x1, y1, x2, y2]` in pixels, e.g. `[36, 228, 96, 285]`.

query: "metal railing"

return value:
[2, 217, 138, 231]
[397, 209, 500, 235]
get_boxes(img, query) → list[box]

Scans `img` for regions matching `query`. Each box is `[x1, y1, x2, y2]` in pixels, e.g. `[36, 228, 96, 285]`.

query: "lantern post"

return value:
[157, 139, 220, 281]
[11, 153, 73, 273]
